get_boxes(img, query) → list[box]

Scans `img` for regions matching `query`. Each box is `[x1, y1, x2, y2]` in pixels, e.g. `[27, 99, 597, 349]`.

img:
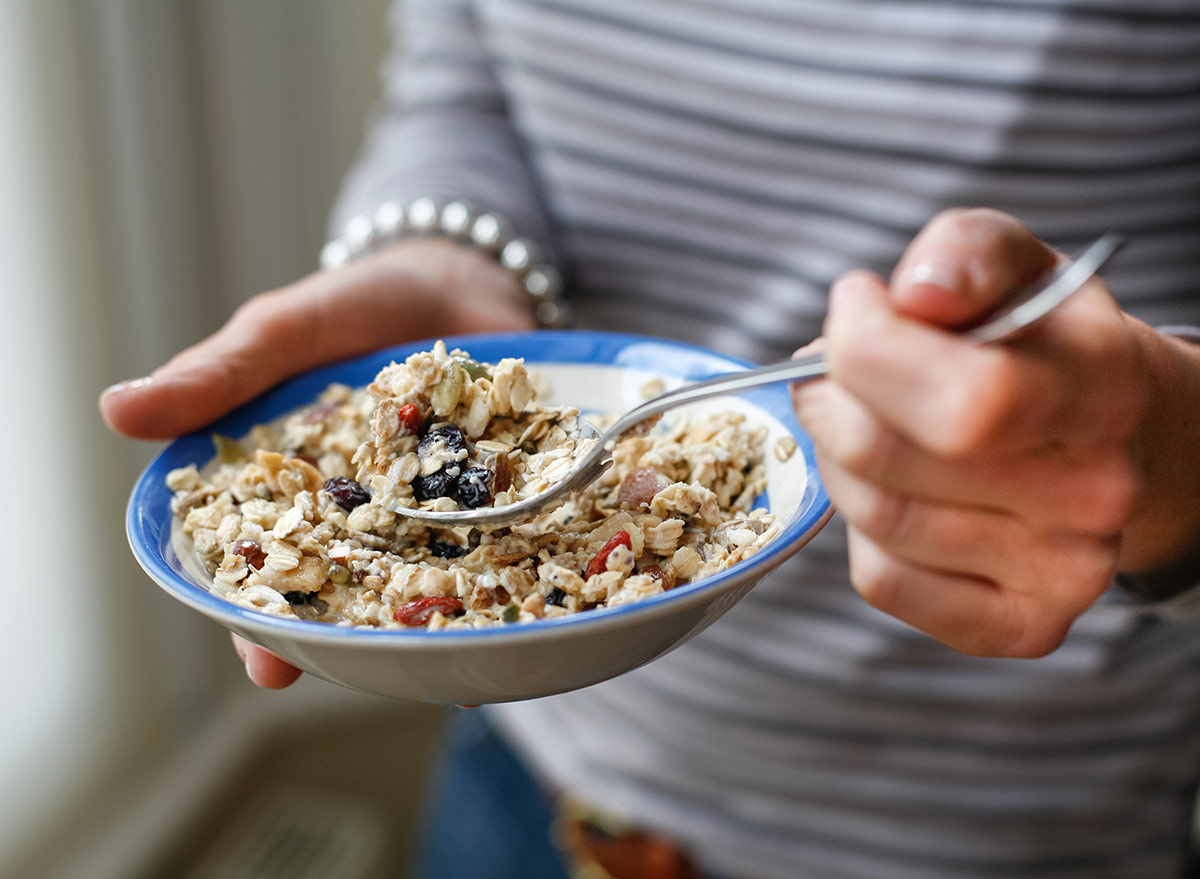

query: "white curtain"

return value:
[0, 1, 391, 875]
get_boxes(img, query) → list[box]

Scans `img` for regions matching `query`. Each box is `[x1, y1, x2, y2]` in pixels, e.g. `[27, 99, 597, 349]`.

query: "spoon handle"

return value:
[605, 355, 828, 436]
[606, 232, 1123, 438]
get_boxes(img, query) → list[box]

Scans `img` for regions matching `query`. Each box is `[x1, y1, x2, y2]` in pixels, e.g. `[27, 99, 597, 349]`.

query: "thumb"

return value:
[888, 208, 1058, 329]
[99, 259, 419, 440]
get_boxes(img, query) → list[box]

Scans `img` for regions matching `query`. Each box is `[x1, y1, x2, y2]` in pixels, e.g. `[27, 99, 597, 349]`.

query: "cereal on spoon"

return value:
[360, 341, 597, 514]
[167, 342, 780, 631]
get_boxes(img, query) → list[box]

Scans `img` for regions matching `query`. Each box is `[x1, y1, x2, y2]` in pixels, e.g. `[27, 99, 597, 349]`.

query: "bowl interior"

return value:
[128, 331, 830, 660]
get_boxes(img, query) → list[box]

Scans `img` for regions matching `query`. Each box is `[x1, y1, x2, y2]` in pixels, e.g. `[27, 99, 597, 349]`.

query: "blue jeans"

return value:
[409, 709, 571, 879]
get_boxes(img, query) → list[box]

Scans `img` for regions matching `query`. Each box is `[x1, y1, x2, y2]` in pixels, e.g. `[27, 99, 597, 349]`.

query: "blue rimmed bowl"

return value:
[127, 331, 832, 704]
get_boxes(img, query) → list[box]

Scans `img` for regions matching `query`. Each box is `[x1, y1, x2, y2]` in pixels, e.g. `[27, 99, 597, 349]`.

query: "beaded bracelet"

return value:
[319, 197, 571, 328]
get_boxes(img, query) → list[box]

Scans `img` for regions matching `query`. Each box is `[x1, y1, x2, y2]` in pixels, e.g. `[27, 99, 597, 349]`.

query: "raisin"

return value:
[418, 424, 467, 459]
[428, 540, 465, 558]
[323, 476, 370, 510]
[413, 468, 457, 501]
[617, 467, 669, 507]
[455, 466, 494, 508]
[546, 587, 568, 607]
[283, 590, 324, 607]
[584, 530, 633, 579]
[232, 539, 266, 570]
[641, 563, 677, 590]
[393, 596, 465, 627]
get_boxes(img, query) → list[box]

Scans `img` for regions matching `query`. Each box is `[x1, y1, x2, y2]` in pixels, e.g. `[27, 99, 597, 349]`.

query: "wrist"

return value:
[321, 197, 570, 329]
[1118, 321, 1200, 591]
[354, 238, 537, 337]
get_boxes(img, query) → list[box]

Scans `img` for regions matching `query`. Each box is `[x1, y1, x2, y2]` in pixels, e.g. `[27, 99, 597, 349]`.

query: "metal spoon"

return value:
[390, 233, 1123, 528]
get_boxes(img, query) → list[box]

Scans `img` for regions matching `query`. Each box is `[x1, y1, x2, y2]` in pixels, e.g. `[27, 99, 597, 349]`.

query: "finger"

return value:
[843, 526, 1056, 657]
[100, 245, 533, 440]
[847, 522, 1112, 658]
[823, 269, 1066, 457]
[821, 448, 1120, 590]
[889, 208, 1057, 328]
[816, 449, 1019, 582]
[794, 377, 1140, 534]
[232, 633, 302, 689]
[101, 265, 413, 439]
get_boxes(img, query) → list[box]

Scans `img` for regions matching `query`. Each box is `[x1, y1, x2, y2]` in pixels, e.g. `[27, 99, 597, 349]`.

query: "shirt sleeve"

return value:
[328, 0, 557, 260]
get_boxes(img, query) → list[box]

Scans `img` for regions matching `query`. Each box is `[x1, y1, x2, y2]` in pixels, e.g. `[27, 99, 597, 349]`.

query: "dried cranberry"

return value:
[413, 468, 457, 501]
[232, 539, 266, 570]
[418, 424, 467, 459]
[546, 587, 568, 607]
[397, 403, 424, 435]
[584, 530, 633, 579]
[323, 476, 370, 510]
[393, 596, 464, 627]
[428, 540, 465, 558]
[455, 466, 494, 508]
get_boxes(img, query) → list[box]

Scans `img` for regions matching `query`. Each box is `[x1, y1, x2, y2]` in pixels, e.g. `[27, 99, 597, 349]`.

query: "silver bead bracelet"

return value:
[319, 197, 571, 329]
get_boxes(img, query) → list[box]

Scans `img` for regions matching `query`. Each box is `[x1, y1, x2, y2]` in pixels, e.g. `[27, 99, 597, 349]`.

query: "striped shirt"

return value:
[332, 2, 1200, 876]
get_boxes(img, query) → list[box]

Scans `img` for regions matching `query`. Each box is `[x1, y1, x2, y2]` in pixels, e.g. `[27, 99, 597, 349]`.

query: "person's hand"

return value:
[100, 237, 534, 439]
[792, 208, 1200, 657]
[231, 634, 303, 688]
[102, 237, 536, 686]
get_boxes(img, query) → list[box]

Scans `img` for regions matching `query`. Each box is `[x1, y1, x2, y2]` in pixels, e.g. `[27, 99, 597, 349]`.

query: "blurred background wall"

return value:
[0, 2, 447, 877]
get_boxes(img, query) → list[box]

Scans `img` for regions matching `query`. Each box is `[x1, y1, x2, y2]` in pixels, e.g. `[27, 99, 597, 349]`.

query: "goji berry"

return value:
[392, 596, 464, 627]
[584, 530, 633, 579]
[397, 403, 424, 435]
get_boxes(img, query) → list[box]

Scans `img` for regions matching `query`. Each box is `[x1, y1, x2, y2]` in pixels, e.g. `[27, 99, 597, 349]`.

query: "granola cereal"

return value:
[359, 341, 598, 513]
[167, 343, 781, 630]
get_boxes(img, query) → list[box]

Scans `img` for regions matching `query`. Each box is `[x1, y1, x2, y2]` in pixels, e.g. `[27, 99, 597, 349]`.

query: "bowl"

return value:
[127, 330, 832, 704]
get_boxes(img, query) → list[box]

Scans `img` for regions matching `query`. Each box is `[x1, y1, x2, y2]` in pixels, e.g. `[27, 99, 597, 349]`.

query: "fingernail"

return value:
[897, 260, 967, 293]
[102, 376, 153, 397]
[791, 338, 826, 359]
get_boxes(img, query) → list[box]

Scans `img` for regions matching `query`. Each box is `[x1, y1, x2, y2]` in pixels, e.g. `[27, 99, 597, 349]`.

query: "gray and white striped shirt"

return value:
[333, 2, 1200, 876]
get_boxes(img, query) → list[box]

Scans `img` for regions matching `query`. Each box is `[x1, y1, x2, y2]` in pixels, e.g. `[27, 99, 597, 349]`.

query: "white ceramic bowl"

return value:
[128, 331, 832, 704]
